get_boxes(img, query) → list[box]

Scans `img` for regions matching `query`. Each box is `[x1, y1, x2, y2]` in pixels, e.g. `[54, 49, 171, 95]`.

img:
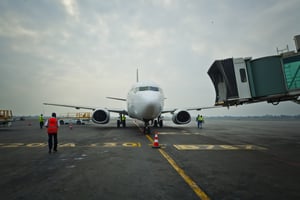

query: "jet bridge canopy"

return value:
[207, 58, 239, 104]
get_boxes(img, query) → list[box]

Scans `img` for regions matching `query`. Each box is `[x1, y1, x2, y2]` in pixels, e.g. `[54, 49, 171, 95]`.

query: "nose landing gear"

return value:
[144, 116, 163, 134]
[144, 121, 151, 134]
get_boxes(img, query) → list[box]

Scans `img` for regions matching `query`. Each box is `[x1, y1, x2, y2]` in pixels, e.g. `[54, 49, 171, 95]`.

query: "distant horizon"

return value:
[13, 114, 300, 118]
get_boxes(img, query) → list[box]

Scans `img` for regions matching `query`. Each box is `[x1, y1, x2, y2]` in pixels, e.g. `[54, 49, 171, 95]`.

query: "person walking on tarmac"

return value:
[121, 114, 126, 127]
[44, 112, 60, 154]
[196, 115, 204, 129]
[39, 114, 44, 129]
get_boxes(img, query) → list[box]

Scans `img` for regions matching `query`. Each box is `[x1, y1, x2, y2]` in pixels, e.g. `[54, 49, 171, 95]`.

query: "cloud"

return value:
[60, 0, 79, 19]
[0, 17, 37, 39]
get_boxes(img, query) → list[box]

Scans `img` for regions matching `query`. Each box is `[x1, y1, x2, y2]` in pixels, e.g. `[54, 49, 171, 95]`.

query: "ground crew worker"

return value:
[121, 114, 126, 127]
[39, 114, 44, 129]
[196, 115, 204, 129]
[44, 112, 60, 154]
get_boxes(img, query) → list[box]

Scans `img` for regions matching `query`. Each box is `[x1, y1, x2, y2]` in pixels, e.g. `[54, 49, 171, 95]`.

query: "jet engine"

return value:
[172, 110, 191, 124]
[92, 109, 110, 124]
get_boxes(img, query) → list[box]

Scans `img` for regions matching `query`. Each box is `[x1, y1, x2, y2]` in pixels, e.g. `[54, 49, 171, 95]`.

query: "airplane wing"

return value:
[43, 103, 128, 115]
[43, 103, 96, 110]
[186, 106, 222, 111]
[161, 106, 222, 114]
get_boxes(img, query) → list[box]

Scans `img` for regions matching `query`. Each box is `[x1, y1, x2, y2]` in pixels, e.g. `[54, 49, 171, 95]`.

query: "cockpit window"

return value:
[138, 86, 160, 92]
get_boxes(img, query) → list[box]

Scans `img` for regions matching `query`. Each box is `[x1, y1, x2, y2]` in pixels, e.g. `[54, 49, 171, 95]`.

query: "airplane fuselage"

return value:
[127, 81, 164, 122]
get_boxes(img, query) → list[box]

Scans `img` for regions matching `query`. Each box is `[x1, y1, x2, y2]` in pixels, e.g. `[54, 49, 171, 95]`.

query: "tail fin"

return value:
[136, 68, 139, 82]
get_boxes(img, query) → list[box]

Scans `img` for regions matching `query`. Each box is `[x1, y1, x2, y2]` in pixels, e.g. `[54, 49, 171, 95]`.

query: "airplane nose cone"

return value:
[141, 95, 162, 120]
[143, 103, 159, 120]
[145, 103, 156, 114]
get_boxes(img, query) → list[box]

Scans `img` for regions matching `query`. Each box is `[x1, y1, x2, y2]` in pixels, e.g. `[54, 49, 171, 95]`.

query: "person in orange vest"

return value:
[44, 112, 60, 154]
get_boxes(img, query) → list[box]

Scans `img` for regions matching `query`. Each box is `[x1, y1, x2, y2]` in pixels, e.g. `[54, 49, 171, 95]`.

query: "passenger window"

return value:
[239, 68, 247, 82]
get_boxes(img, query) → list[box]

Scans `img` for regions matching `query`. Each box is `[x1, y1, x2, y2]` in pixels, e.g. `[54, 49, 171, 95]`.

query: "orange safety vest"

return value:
[47, 117, 58, 134]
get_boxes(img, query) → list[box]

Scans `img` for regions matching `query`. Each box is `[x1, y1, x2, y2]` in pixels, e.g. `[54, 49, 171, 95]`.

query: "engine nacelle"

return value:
[172, 110, 191, 124]
[92, 109, 110, 124]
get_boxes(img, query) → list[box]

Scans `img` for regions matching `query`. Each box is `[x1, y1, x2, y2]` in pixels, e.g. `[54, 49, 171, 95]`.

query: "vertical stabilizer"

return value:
[136, 68, 139, 82]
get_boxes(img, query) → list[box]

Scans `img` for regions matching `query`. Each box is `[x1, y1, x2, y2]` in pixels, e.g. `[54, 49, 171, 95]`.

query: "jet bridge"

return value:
[208, 52, 300, 106]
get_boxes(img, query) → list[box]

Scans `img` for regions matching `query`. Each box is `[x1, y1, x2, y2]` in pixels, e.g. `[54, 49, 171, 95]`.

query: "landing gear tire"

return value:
[153, 120, 158, 127]
[159, 120, 163, 127]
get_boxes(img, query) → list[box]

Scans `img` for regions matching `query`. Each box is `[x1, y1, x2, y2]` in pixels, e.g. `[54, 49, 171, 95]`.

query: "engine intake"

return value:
[92, 109, 110, 124]
[172, 110, 191, 124]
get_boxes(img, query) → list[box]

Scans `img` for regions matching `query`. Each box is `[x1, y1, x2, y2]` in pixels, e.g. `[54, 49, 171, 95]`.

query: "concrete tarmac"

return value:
[0, 117, 299, 200]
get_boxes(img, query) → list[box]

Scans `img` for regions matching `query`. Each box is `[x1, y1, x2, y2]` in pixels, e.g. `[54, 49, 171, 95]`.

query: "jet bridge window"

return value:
[138, 86, 159, 91]
[239, 68, 247, 82]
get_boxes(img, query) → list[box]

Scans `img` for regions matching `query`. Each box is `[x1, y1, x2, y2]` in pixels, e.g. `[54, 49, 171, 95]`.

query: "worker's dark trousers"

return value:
[48, 134, 58, 151]
[40, 122, 44, 129]
[197, 121, 202, 128]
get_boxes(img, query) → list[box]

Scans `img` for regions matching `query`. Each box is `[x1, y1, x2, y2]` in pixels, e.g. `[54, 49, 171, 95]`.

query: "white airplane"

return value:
[44, 72, 216, 133]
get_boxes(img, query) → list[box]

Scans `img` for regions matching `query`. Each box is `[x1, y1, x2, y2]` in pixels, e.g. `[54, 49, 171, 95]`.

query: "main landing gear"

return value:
[153, 115, 163, 128]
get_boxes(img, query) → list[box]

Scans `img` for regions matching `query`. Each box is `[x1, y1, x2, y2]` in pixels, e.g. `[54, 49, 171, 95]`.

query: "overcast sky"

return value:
[1, 0, 300, 116]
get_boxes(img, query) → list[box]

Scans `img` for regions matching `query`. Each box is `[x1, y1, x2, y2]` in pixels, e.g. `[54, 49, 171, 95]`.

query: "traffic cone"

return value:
[152, 133, 161, 148]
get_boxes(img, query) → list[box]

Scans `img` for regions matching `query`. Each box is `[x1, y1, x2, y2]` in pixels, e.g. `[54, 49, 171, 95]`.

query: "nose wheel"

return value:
[144, 126, 151, 134]
[143, 121, 151, 134]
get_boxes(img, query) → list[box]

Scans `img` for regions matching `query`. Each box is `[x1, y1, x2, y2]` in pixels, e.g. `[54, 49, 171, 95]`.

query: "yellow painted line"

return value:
[102, 142, 118, 147]
[26, 143, 47, 147]
[0, 143, 24, 147]
[59, 143, 76, 147]
[133, 120, 144, 133]
[0, 142, 141, 148]
[236, 145, 268, 150]
[122, 142, 142, 147]
[174, 144, 268, 151]
[145, 134, 210, 200]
